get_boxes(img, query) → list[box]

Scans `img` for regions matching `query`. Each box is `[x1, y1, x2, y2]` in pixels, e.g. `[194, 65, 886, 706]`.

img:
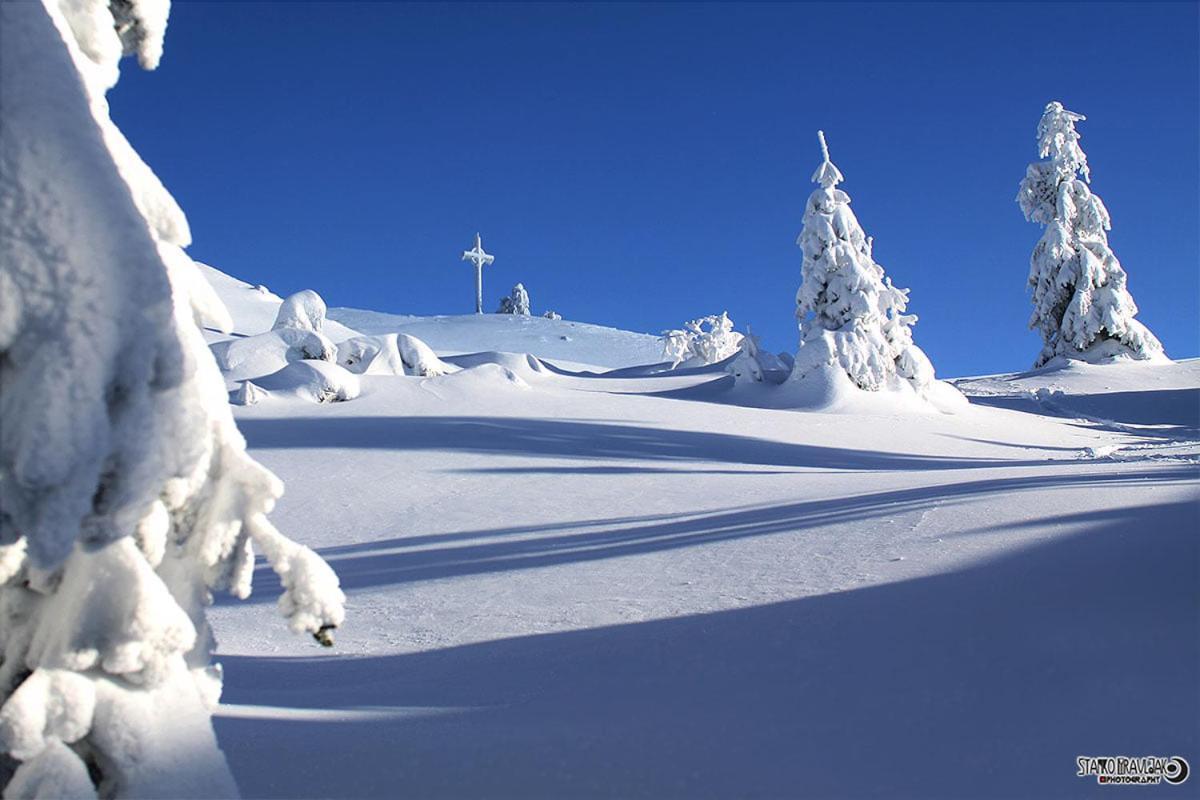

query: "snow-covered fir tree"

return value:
[791, 132, 935, 394]
[1017, 101, 1165, 367]
[0, 2, 344, 796]
[497, 283, 531, 315]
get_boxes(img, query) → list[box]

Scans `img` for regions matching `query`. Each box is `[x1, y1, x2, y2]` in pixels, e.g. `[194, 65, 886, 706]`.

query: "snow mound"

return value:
[272, 289, 327, 335]
[442, 350, 548, 381]
[210, 328, 336, 383]
[254, 361, 361, 404]
[436, 363, 531, 391]
[787, 332, 966, 414]
[336, 333, 453, 377]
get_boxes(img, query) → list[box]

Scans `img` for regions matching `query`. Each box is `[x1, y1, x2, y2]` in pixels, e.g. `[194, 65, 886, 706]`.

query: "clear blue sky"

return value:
[110, 1, 1199, 376]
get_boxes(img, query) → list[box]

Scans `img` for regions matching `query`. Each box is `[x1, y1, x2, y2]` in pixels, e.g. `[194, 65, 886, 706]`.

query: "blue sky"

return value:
[110, 1, 1199, 376]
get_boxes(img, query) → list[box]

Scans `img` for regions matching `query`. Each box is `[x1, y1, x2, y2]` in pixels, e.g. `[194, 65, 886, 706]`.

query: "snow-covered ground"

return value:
[199, 268, 1199, 798]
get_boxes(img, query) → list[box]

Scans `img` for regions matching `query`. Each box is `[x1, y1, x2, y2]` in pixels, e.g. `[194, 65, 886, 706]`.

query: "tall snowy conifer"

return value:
[0, 2, 345, 795]
[1017, 101, 1165, 367]
[792, 132, 936, 394]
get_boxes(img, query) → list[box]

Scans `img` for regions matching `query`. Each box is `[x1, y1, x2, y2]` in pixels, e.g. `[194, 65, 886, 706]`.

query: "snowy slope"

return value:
[199, 266, 1199, 798]
[198, 263, 361, 343]
[330, 306, 666, 369]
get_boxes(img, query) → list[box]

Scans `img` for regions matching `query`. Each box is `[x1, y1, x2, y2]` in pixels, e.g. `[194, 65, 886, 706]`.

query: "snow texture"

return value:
[792, 131, 944, 404]
[1017, 101, 1166, 368]
[0, 2, 344, 796]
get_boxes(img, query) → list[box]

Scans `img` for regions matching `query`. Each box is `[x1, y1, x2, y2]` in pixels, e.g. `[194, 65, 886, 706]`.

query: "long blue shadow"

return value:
[237, 416, 1061, 472]
[232, 467, 1193, 600]
[215, 498, 1199, 799]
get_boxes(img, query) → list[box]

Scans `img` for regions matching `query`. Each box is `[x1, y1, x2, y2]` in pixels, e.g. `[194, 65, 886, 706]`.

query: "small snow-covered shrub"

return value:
[336, 333, 452, 377]
[272, 289, 328, 334]
[661, 312, 743, 368]
[0, 2, 345, 796]
[791, 132, 940, 397]
[497, 283, 532, 316]
[1017, 102, 1165, 368]
[543, 310, 562, 321]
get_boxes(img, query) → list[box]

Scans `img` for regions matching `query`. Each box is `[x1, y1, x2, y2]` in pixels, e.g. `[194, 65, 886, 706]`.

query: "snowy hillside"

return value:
[330, 306, 666, 370]
[198, 264, 361, 343]
[197, 266, 1200, 798]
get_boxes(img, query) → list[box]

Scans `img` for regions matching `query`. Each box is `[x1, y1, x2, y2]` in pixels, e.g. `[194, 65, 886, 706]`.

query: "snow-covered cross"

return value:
[461, 232, 495, 314]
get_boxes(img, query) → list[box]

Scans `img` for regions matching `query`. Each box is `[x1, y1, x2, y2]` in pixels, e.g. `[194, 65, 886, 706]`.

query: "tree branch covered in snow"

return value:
[1017, 101, 1165, 368]
[0, 1, 344, 795]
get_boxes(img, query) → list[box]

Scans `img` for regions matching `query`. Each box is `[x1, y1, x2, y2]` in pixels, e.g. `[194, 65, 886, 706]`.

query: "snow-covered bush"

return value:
[497, 283, 532, 316]
[791, 131, 937, 395]
[0, 2, 345, 796]
[542, 310, 562, 321]
[272, 289, 328, 334]
[661, 313, 743, 368]
[1017, 101, 1165, 368]
[336, 333, 453, 377]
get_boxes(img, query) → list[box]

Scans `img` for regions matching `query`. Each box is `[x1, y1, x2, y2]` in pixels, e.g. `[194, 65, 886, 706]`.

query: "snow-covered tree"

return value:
[791, 131, 935, 394]
[661, 313, 743, 368]
[0, 2, 344, 796]
[497, 283, 531, 315]
[1017, 101, 1165, 367]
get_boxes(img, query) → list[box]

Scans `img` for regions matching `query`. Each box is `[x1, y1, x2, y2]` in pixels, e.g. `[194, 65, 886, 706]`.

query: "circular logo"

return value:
[1165, 756, 1190, 785]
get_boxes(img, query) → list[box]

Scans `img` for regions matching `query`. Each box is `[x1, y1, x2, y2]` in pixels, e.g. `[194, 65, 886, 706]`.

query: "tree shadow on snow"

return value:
[965, 387, 1199, 441]
[237, 416, 1065, 472]
[214, 498, 1199, 799]
[236, 467, 1194, 600]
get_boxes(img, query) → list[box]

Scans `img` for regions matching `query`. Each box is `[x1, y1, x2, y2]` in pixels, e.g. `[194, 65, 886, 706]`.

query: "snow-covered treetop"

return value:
[1036, 101, 1089, 182]
[810, 130, 844, 189]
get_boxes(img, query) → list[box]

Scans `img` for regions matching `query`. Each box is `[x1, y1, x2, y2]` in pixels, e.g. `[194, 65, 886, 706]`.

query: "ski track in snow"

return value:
[201, 276, 1198, 798]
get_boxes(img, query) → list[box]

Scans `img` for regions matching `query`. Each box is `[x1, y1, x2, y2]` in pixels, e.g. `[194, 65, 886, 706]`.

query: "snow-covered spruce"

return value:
[1017, 101, 1165, 368]
[0, 2, 344, 797]
[661, 313, 743, 368]
[791, 131, 936, 396]
[497, 283, 531, 316]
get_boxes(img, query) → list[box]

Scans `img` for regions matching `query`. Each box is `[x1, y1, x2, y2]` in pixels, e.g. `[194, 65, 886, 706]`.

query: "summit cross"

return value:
[461, 232, 495, 314]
